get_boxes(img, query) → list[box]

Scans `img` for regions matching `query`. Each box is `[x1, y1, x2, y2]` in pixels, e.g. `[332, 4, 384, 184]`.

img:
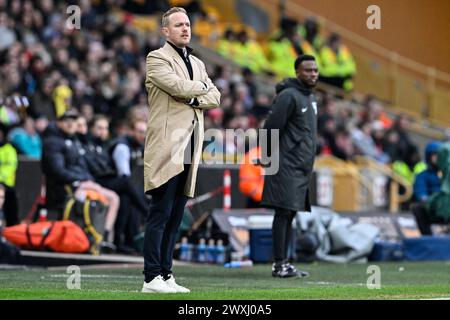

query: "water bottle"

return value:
[224, 260, 253, 268]
[215, 239, 225, 265]
[39, 208, 48, 222]
[196, 238, 207, 263]
[206, 239, 216, 263]
[179, 237, 191, 262]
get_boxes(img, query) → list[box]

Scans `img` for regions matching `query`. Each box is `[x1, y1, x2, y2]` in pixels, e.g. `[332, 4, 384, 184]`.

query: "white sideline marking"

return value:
[306, 281, 366, 286]
[49, 274, 141, 279]
[48, 274, 188, 281]
[92, 289, 140, 293]
[20, 250, 143, 263]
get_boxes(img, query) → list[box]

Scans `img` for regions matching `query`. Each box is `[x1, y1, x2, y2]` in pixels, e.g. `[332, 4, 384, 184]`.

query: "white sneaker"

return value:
[142, 275, 177, 293]
[165, 275, 190, 293]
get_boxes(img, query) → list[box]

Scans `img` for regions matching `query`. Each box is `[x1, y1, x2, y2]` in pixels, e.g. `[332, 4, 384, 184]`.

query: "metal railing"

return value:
[314, 155, 413, 213]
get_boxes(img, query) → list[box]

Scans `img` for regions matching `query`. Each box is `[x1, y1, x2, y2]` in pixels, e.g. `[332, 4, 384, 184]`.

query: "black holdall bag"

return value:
[62, 195, 107, 255]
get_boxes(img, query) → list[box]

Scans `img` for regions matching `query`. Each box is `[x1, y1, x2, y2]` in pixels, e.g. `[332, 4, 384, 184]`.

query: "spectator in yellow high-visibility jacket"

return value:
[319, 33, 356, 91]
[298, 17, 324, 52]
[233, 30, 270, 74]
[216, 28, 238, 60]
[0, 127, 17, 188]
[268, 34, 297, 80]
[287, 29, 320, 64]
[0, 124, 19, 226]
[268, 27, 320, 80]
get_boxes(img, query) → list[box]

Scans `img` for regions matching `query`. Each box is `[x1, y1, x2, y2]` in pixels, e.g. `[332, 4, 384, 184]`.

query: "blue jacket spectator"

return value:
[413, 141, 442, 202]
[7, 117, 42, 159]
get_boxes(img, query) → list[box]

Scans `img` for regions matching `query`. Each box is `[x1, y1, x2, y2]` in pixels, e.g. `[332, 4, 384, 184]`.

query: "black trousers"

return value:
[3, 185, 18, 226]
[113, 194, 141, 248]
[96, 175, 148, 214]
[411, 202, 447, 235]
[97, 175, 148, 248]
[272, 208, 296, 263]
[142, 165, 190, 281]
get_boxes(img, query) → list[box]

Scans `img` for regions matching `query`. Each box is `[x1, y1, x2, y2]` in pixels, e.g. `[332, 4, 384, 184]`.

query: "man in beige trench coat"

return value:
[142, 7, 220, 293]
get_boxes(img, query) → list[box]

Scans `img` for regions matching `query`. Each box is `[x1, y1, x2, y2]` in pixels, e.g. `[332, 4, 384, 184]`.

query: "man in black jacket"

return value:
[41, 109, 119, 246]
[108, 118, 146, 178]
[76, 115, 148, 253]
[108, 118, 147, 252]
[261, 55, 319, 278]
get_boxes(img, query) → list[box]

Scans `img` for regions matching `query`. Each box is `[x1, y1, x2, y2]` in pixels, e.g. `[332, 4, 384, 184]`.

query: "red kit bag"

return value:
[3, 221, 90, 253]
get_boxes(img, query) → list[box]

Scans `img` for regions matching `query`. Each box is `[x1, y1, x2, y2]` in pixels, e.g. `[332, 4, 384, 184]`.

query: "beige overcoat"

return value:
[144, 42, 220, 197]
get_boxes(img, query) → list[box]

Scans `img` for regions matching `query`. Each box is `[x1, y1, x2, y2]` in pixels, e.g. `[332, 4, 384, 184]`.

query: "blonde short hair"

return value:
[161, 7, 187, 27]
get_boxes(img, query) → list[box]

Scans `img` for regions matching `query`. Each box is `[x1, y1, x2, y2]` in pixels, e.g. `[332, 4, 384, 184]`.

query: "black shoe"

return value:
[284, 262, 309, 277]
[99, 241, 117, 254]
[272, 262, 298, 278]
[116, 244, 138, 255]
[272, 262, 309, 278]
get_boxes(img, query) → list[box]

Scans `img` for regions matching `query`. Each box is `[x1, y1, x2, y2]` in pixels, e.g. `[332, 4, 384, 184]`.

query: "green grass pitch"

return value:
[1, 261, 450, 300]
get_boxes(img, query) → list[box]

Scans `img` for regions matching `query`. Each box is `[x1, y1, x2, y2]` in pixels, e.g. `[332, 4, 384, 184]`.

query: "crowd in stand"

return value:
[314, 91, 440, 207]
[0, 0, 265, 252]
[212, 16, 356, 91]
[0, 0, 447, 245]
[0, 0, 164, 253]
